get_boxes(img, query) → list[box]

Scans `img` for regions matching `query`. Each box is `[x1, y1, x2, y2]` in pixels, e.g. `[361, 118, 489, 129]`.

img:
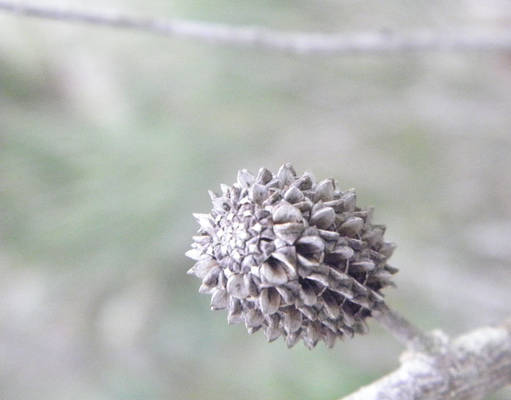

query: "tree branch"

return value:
[341, 318, 511, 400]
[1, 1, 511, 56]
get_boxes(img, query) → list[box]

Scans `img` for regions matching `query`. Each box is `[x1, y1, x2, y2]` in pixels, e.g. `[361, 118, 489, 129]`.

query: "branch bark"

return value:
[1, 1, 511, 56]
[341, 319, 511, 400]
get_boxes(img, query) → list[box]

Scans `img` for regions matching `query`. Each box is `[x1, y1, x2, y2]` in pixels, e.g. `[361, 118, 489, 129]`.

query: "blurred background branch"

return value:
[1, 1, 511, 55]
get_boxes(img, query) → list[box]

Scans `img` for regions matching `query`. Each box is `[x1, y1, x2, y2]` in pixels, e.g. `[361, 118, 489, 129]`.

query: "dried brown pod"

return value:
[186, 164, 397, 349]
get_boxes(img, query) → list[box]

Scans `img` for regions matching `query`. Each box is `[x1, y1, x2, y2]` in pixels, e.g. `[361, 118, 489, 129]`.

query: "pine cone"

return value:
[186, 164, 397, 348]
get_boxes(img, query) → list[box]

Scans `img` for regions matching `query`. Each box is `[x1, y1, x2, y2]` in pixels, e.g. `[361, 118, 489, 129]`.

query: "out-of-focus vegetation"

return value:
[1, 1, 511, 399]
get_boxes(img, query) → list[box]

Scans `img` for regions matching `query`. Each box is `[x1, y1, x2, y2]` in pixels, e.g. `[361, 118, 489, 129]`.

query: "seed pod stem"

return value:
[373, 303, 434, 352]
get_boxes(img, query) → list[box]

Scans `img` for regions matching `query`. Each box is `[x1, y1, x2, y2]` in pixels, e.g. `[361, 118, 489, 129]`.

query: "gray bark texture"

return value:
[341, 319, 511, 400]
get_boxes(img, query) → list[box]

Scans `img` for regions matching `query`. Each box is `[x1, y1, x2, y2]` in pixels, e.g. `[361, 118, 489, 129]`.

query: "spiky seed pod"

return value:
[186, 164, 397, 349]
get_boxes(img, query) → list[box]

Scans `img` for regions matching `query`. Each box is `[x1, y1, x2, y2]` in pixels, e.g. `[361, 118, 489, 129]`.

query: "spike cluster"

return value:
[186, 164, 397, 348]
